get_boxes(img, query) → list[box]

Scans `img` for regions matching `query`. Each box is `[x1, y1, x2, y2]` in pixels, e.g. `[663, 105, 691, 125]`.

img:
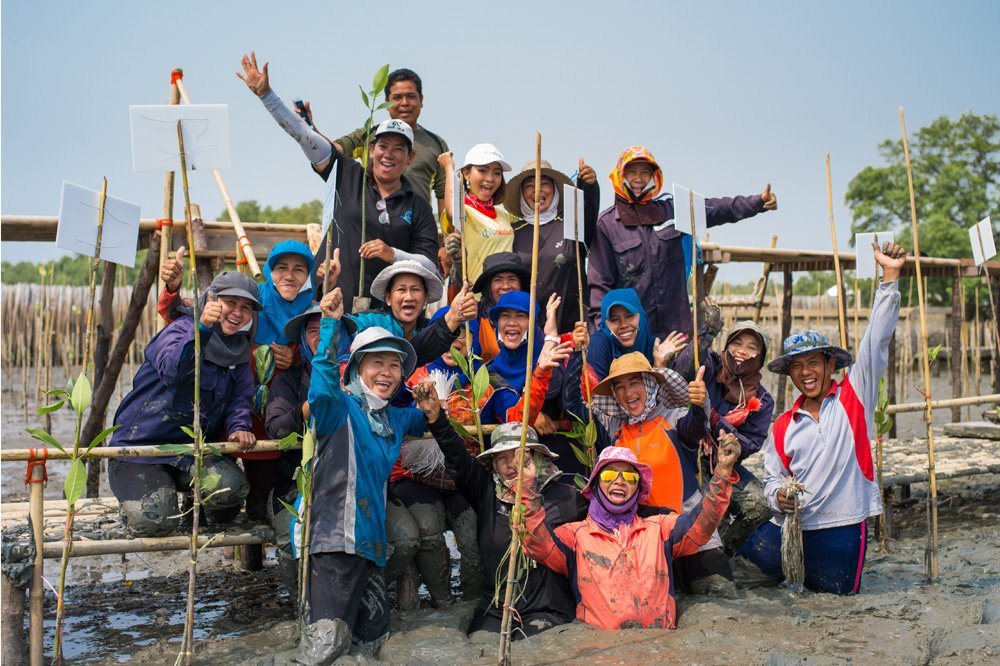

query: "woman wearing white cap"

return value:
[437, 144, 516, 285]
[239, 53, 440, 313]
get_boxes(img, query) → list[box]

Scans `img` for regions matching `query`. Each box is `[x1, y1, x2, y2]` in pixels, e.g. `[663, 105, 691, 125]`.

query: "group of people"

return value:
[104, 55, 911, 663]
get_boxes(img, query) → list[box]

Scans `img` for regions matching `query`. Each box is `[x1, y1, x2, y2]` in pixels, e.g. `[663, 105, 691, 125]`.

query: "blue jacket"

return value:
[109, 316, 254, 467]
[308, 318, 427, 565]
[703, 350, 774, 462]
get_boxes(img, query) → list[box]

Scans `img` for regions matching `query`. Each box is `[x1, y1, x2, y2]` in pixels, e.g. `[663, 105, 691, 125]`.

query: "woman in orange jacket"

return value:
[518, 438, 740, 630]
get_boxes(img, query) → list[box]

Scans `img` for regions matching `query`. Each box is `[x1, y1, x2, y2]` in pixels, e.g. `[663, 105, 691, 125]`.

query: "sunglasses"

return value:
[598, 469, 640, 485]
[377, 199, 390, 225]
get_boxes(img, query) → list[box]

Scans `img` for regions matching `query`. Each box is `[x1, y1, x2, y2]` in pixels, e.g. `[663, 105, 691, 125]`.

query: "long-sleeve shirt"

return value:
[764, 280, 900, 530]
[703, 350, 775, 462]
[520, 467, 736, 630]
[307, 318, 427, 565]
[109, 316, 254, 467]
[587, 194, 767, 339]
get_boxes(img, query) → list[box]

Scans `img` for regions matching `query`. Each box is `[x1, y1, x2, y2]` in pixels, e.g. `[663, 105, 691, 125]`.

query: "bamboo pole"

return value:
[776, 268, 793, 413]
[497, 133, 542, 666]
[753, 235, 778, 323]
[899, 107, 939, 582]
[951, 272, 964, 422]
[157, 69, 182, 331]
[174, 76, 262, 279]
[37, 534, 267, 559]
[457, 176, 486, 454]
[28, 459, 45, 666]
[571, 184, 595, 464]
[689, 190, 701, 363]
[825, 155, 848, 349]
[885, 393, 1000, 415]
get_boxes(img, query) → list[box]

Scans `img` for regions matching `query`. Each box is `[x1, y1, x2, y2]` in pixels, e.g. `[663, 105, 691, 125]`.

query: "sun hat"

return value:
[282, 303, 323, 342]
[345, 326, 417, 380]
[766, 330, 853, 375]
[476, 421, 557, 461]
[487, 290, 540, 325]
[471, 252, 530, 295]
[582, 446, 653, 502]
[461, 143, 512, 172]
[207, 271, 262, 310]
[504, 160, 574, 213]
[591, 351, 665, 397]
[369, 256, 444, 304]
[724, 320, 770, 358]
[371, 118, 414, 147]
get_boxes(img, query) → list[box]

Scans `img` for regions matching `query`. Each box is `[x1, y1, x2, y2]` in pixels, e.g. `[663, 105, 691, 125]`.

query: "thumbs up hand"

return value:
[200, 290, 223, 328]
[688, 365, 709, 409]
[577, 157, 597, 186]
[761, 183, 778, 210]
[161, 245, 186, 293]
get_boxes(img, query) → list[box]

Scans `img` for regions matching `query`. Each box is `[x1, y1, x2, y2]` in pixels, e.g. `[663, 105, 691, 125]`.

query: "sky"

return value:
[2, 0, 998, 282]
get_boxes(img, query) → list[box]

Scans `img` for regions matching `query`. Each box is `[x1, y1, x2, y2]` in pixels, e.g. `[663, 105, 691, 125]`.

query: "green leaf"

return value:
[156, 443, 195, 455]
[448, 417, 473, 440]
[64, 458, 86, 505]
[472, 365, 490, 403]
[277, 497, 301, 522]
[203, 444, 221, 456]
[372, 64, 390, 94]
[37, 400, 66, 415]
[377, 100, 394, 110]
[359, 86, 370, 109]
[86, 425, 119, 453]
[583, 420, 598, 449]
[569, 441, 591, 467]
[45, 388, 69, 398]
[25, 428, 67, 454]
[71, 372, 92, 414]
[573, 473, 588, 490]
[180, 425, 196, 440]
[450, 349, 470, 376]
[279, 432, 302, 450]
[927, 343, 942, 365]
[296, 471, 308, 498]
[201, 473, 221, 492]
[302, 429, 315, 468]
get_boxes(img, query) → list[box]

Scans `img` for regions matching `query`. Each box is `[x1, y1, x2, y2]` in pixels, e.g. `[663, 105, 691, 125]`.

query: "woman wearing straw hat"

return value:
[587, 145, 777, 340]
[505, 158, 600, 333]
[517, 441, 739, 630]
[438, 144, 516, 286]
[737, 239, 907, 595]
[412, 381, 587, 640]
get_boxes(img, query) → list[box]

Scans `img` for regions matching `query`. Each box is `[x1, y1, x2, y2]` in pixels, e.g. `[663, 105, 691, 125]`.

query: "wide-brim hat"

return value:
[369, 257, 444, 304]
[724, 320, 770, 358]
[487, 290, 539, 325]
[504, 160, 574, 214]
[208, 271, 262, 310]
[476, 422, 558, 461]
[282, 303, 323, 342]
[583, 446, 653, 502]
[472, 252, 530, 295]
[345, 326, 417, 380]
[766, 329, 853, 375]
[592, 351, 665, 397]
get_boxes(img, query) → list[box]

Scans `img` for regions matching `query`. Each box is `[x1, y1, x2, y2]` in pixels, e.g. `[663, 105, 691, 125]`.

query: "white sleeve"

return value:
[259, 89, 333, 166]
[762, 432, 786, 516]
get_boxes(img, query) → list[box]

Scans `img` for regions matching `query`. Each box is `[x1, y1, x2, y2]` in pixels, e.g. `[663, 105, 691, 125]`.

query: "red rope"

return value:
[156, 218, 174, 229]
[25, 448, 48, 485]
[170, 70, 184, 84]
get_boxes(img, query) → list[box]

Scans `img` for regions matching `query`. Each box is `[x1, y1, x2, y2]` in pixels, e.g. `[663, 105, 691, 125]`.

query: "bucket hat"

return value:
[471, 252, 529, 295]
[582, 446, 653, 502]
[345, 326, 417, 381]
[766, 330, 852, 375]
[369, 257, 444, 304]
[282, 303, 323, 342]
[476, 421, 557, 461]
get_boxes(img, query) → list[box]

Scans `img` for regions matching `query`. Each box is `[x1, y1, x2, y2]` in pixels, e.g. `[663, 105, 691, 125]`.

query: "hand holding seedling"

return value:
[236, 51, 271, 97]
[200, 291, 223, 328]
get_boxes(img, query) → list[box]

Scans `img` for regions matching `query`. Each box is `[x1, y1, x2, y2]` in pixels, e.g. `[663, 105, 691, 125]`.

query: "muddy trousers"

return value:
[308, 552, 389, 649]
[109, 457, 249, 537]
[390, 478, 483, 603]
[737, 520, 868, 595]
[717, 466, 771, 556]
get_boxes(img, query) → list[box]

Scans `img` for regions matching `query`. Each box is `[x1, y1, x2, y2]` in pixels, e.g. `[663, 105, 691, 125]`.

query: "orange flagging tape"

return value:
[156, 218, 174, 229]
[25, 448, 48, 484]
[171, 70, 184, 84]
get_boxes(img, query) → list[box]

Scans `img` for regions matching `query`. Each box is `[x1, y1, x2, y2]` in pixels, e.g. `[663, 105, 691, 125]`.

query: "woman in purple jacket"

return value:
[587, 145, 777, 341]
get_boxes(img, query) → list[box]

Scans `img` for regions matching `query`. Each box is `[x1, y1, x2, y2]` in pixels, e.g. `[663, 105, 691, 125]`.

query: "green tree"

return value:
[220, 199, 322, 226]
[1, 252, 145, 286]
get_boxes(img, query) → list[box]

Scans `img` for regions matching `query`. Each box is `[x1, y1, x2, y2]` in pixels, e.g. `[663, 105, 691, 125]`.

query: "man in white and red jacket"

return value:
[738, 239, 908, 594]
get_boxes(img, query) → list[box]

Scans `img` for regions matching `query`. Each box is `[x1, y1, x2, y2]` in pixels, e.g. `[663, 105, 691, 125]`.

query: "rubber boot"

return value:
[260, 618, 352, 666]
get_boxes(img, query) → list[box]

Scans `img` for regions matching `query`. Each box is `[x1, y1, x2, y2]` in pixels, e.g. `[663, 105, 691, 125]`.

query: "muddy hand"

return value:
[229, 430, 257, 452]
[413, 379, 442, 422]
[716, 432, 740, 475]
[872, 236, 908, 282]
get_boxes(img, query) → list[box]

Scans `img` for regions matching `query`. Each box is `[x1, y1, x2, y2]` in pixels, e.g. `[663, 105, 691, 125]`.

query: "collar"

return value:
[368, 174, 414, 202]
[791, 377, 840, 419]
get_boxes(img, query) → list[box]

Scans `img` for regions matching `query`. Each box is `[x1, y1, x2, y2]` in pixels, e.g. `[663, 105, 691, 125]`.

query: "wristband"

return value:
[544, 335, 560, 344]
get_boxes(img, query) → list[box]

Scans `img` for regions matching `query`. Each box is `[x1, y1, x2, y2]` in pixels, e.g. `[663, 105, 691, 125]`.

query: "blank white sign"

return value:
[129, 104, 230, 172]
[671, 183, 707, 238]
[969, 217, 996, 266]
[56, 181, 141, 267]
[563, 184, 581, 241]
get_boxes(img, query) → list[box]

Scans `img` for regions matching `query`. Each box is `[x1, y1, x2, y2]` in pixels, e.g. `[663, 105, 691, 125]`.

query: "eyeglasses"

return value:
[377, 199, 389, 225]
[598, 469, 640, 485]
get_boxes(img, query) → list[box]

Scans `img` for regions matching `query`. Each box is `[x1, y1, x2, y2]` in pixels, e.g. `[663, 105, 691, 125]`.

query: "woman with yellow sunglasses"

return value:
[518, 440, 740, 631]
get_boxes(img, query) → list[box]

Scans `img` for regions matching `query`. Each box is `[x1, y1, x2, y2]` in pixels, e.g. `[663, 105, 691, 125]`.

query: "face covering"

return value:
[589, 482, 639, 532]
[518, 183, 561, 225]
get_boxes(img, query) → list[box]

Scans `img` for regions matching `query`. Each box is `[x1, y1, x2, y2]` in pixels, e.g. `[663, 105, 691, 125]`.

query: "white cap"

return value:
[462, 143, 511, 172]
[373, 119, 414, 147]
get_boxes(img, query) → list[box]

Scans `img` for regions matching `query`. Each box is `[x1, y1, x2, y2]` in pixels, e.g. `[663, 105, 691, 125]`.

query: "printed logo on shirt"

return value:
[480, 228, 515, 239]
[402, 210, 413, 225]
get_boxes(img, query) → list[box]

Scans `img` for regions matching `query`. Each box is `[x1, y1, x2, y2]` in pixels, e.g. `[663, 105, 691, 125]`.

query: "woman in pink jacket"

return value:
[519, 440, 740, 630]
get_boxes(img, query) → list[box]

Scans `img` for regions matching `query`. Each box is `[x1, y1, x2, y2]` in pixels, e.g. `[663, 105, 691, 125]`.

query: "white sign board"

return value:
[129, 104, 230, 172]
[452, 171, 464, 233]
[969, 216, 996, 266]
[562, 184, 581, 241]
[321, 162, 339, 237]
[671, 183, 707, 238]
[56, 181, 142, 267]
[854, 231, 895, 280]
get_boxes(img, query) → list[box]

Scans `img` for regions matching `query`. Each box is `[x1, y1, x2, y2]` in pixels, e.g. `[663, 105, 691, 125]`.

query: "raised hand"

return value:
[716, 432, 740, 475]
[538, 340, 573, 371]
[444, 232, 463, 264]
[577, 157, 597, 186]
[653, 331, 689, 367]
[872, 237, 908, 282]
[160, 246, 186, 293]
[445, 281, 477, 331]
[315, 247, 341, 286]
[571, 321, 589, 351]
[688, 366, 709, 408]
[320, 287, 343, 320]
[229, 430, 257, 452]
[200, 291, 223, 329]
[413, 379, 442, 422]
[544, 293, 562, 338]
[437, 151, 455, 171]
[236, 51, 271, 97]
[761, 183, 778, 211]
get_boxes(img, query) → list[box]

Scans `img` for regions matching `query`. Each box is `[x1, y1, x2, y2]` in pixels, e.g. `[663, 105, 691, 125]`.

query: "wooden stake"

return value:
[174, 76, 261, 278]
[689, 189, 700, 363]
[497, 133, 543, 666]
[899, 107, 939, 582]
[571, 184, 596, 463]
[825, 154, 849, 349]
[753, 235, 779, 323]
[28, 460, 44, 666]
[156, 69, 182, 331]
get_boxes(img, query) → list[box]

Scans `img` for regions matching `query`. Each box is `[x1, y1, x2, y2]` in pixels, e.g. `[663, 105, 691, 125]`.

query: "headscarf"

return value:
[591, 372, 663, 426]
[518, 182, 561, 226]
[297, 312, 321, 368]
[492, 451, 560, 503]
[487, 292, 543, 394]
[589, 484, 640, 532]
[717, 347, 765, 406]
[255, 240, 316, 346]
[609, 145, 664, 227]
[599, 288, 653, 362]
